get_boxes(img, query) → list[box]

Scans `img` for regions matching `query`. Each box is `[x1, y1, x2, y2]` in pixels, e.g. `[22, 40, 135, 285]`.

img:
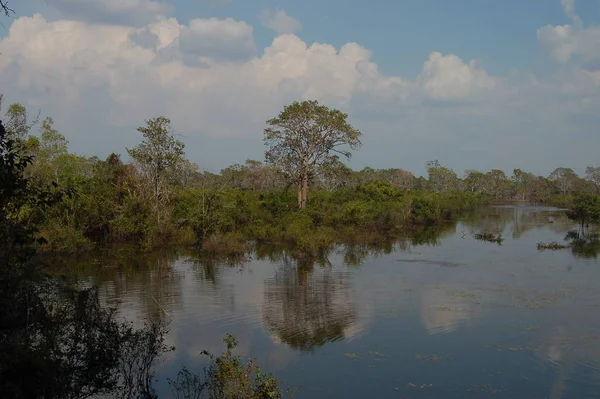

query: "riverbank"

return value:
[37, 184, 488, 254]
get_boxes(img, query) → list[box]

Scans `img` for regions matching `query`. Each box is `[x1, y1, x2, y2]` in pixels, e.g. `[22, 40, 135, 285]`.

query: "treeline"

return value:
[2, 97, 598, 253]
[0, 116, 293, 398]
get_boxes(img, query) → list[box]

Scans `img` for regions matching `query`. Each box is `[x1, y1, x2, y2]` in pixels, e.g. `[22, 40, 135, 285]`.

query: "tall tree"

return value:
[463, 170, 486, 193]
[585, 166, 600, 194]
[314, 157, 353, 191]
[394, 169, 415, 190]
[426, 160, 458, 193]
[486, 169, 510, 200]
[127, 116, 185, 207]
[264, 100, 362, 209]
[512, 168, 535, 201]
[4, 103, 39, 143]
[549, 167, 578, 195]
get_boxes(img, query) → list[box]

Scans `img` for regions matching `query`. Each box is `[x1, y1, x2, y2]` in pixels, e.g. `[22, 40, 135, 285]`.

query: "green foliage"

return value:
[566, 193, 600, 235]
[427, 160, 459, 193]
[0, 118, 174, 398]
[174, 333, 293, 399]
[111, 196, 154, 242]
[474, 232, 504, 245]
[264, 100, 362, 209]
[4, 101, 594, 256]
[410, 193, 442, 224]
[128, 116, 185, 202]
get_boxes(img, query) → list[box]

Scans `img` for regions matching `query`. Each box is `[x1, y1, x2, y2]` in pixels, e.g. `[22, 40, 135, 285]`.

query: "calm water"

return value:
[69, 206, 600, 398]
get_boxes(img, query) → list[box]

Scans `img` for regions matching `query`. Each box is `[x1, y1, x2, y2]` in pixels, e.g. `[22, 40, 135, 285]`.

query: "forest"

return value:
[1, 96, 599, 256]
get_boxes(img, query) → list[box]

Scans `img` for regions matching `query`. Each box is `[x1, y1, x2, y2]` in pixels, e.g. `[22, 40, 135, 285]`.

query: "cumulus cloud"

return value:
[260, 9, 302, 35]
[417, 52, 497, 100]
[173, 17, 257, 64]
[537, 0, 600, 67]
[0, 14, 409, 135]
[47, 0, 171, 27]
[0, 7, 599, 175]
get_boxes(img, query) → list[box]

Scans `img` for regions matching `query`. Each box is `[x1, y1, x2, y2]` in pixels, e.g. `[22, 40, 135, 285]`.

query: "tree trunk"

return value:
[297, 164, 309, 209]
[302, 174, 308, 209]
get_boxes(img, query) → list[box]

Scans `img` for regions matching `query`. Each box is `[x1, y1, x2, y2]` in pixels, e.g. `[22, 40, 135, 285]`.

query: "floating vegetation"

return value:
[484, 344, 539, 352]
[414, 354, 451, 362]
[537, 241, 569, 251]
[345, 352, 360, 358]
[474, 232, 504, 245]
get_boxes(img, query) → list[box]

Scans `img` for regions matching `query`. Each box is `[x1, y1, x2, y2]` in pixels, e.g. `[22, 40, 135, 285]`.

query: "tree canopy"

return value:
[264, 100, 362, 209]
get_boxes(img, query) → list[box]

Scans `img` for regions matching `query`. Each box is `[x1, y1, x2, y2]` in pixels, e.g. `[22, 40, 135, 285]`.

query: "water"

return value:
[66, 206, 600, 398]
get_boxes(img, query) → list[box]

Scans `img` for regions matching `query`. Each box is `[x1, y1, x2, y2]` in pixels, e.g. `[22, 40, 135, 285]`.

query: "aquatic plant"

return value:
[537, 241, 569, 251]
[169, 334, 297, 399]
[474, 232, 504, 245]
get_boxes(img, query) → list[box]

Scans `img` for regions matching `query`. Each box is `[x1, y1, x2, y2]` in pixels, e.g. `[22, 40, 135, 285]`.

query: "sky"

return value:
[0, 0, 599, 177]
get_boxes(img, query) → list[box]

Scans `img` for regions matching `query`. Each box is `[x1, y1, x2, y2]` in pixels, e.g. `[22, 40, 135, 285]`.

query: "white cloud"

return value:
[260, 9, 302, 35]
[171, 17, 257, 64]
[560, 0, 582, 27]
[0, 14, 409, 136]
[537, 0, 600, 67]
[0, 7, 599, 176]
[417, 52, 497, 100]
[48, 0, 171, 27]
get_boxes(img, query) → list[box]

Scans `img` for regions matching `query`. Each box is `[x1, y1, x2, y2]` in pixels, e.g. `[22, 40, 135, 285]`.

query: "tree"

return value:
[127, 116, 185, 207]
[512, 168, 535, 201]
[485, 169, 510, 200]
[24, 116, 70, 185]
[394, 169, 415, 190]
[1, 118, 173, 398]
[4, 103, 39, 143]
[1, 0, 13, 17]
[426, 160, 458, 193]
[173, 158, 199, 188]
[586, 166, 600, 194]
[264, 100, 362, 209]
[463, 170, 486, 193]
[566, 193, 600, 237]
[313, 157, 353, 191]
[549, 167, 578, 195]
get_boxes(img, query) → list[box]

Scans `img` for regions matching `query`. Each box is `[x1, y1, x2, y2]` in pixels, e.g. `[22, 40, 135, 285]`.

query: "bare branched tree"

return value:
[1, 0, 14, 18]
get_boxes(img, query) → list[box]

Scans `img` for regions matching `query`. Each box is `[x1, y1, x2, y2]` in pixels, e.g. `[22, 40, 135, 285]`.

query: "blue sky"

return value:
[169, 0, 596, 75]
[0, 0, 599, 176]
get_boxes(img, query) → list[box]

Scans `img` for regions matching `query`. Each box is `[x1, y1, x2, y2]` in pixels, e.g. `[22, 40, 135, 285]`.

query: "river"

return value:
[67, 206, 600, 398]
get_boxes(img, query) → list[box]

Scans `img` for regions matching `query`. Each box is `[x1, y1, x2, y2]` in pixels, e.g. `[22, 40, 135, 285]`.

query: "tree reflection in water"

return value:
[262, 258, 360, 352]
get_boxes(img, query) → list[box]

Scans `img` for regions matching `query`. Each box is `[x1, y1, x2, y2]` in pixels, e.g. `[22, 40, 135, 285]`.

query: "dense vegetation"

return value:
[0, 117, 293, 398]
[1, 97, 598, 255]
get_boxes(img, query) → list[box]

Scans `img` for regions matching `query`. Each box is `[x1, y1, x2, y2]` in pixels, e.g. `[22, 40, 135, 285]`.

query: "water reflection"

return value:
[534, 325, 600, 398]
[419, 286, 481, 335]
[462, 206, 572, 239]
[54, 206, 600, 399]
[262, 265, 360, 351]
[49, 248, 184, 325]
